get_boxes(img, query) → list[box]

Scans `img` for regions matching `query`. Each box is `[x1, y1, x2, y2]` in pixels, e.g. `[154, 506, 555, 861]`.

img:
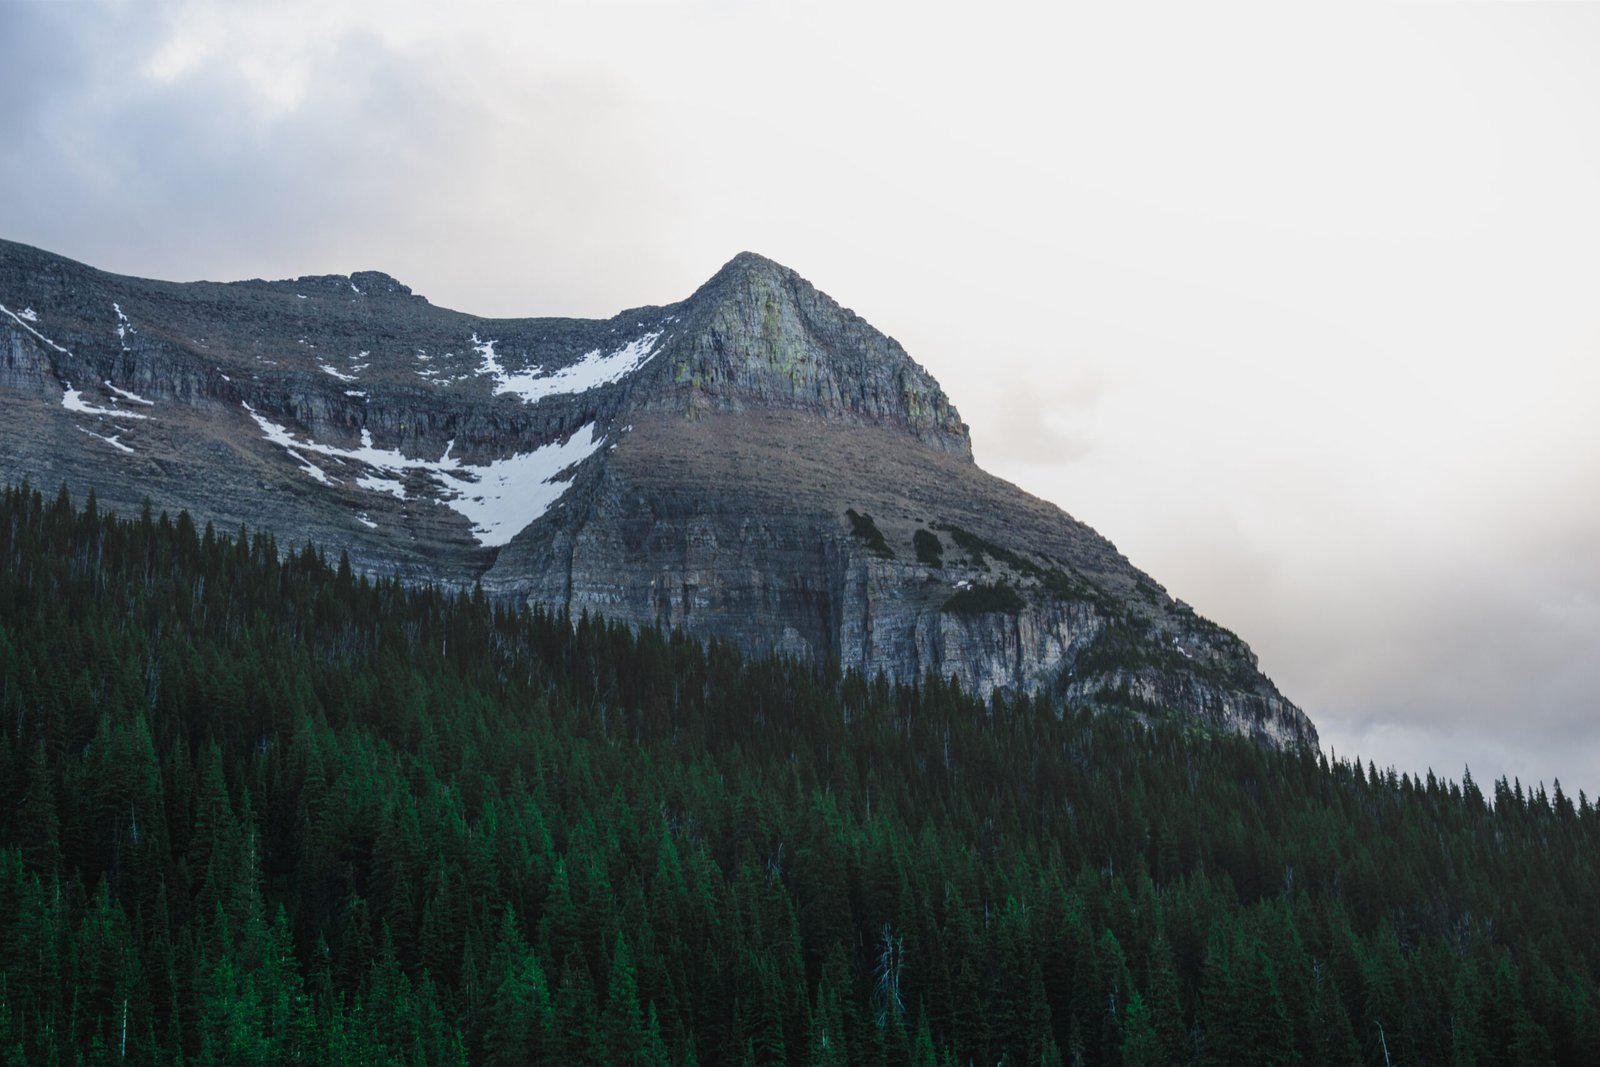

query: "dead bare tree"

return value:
[873, 924, 905, 1029]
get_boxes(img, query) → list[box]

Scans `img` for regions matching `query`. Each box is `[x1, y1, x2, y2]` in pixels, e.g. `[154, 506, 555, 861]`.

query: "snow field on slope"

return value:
[473, 330, 664, 404]
[63, 383, 150, 420]
[77, 427, 134, 454]
[242, 403, 604, 547]
[0, 302, 70, 354]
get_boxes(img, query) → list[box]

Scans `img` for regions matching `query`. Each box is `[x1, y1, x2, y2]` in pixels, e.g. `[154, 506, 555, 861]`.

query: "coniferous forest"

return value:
[1, 482, 1597, 1066]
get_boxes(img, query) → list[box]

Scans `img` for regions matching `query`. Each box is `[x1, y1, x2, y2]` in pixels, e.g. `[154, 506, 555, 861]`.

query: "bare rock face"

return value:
[638, 253, 969, 453]
[0, 238, 1316, 747]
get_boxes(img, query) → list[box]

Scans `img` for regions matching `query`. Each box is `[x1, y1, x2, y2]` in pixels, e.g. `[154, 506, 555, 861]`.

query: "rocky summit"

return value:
[0, 238, 1315, 746]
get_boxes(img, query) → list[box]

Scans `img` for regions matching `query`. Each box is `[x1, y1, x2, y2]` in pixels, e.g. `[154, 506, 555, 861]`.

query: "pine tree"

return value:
[602, 932, 646, 1065]
[17, 741, 61, 878]
[641, 1002, 672, 1067]
[807, 976, 848, 1067]
[1119, 992, 1162, 1067]
[555, 953, 603, 1066]
[485, 943, 554, 1065]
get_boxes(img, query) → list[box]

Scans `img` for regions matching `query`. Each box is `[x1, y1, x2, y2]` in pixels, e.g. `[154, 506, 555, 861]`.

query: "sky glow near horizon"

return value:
[3, 1, 1597, 796]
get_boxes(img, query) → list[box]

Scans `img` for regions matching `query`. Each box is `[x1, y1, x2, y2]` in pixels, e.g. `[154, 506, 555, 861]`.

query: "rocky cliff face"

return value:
[0, 238, 1316, 747]
[640, 253, 969, 453]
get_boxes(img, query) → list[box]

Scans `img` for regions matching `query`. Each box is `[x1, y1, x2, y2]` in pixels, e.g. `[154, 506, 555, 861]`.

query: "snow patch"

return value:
[356, 473, 406, 499]
[319, 363, 360, 382]
[475, 330, 664, 404]
[356, 512, 377, 529]
[287, 449, 332, 484]
[77, 426, 134, 454]
[0, 302, 71, 354]
[242, 403, 604, 546]
[472, 335, 502, 375]
[416, 347, 473, 385]
[106, 381, 154, 406]
[448, 436, 602, 545]
[63, 383, 149, 420]
[19, 307, 38, 323]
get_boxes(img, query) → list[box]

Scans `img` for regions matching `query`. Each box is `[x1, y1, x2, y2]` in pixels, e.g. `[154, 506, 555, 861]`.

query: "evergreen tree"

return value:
[18, 742, 61, 878]
[1119, 992, 1161, 1067]
[602, 932, 646, 1065]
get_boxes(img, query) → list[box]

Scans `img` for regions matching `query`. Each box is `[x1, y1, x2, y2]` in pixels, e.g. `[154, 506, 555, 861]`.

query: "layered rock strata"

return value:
[0, 239, 1316, 746]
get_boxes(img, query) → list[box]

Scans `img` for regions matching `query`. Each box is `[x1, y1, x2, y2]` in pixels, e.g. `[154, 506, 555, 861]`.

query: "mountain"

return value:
[0, 238, 1314, 745]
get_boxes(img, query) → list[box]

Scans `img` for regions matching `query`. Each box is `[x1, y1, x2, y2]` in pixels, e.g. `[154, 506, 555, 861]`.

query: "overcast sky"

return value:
[5, 0, 1597, 797]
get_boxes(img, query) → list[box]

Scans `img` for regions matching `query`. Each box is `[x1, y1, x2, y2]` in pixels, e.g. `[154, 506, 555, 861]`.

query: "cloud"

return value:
[0, 0, 684, 315]
[977, 377, 1110, 467]
[1217, 489, 1600, 794]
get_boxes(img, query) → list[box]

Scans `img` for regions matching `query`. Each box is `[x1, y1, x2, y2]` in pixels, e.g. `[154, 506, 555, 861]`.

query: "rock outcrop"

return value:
[0, 238, 1317, 746]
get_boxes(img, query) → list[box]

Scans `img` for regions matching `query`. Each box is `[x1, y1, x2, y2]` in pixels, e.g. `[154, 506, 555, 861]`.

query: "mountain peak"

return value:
[688, 250, 803, 301]
[348, 270, 413, 297]
[660, 251, 971, 457]
[724, 249, 788, 272]
[0, 238, 1315, 748]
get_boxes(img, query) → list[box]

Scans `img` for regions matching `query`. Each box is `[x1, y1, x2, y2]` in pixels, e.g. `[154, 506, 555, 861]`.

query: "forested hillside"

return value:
[0, 483, 1595, 1065]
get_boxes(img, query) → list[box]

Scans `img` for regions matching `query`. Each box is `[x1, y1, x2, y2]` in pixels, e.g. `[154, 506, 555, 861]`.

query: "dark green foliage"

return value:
[1073, 615, 1256, 691]
[843, 509, 895, 559]
[935, 523, 996, 566]
[942, 581, 1025, 615]
[911, 529, 943, 567]
[935, 523, 1102, 603]
[0, 482, 1596, 1064]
